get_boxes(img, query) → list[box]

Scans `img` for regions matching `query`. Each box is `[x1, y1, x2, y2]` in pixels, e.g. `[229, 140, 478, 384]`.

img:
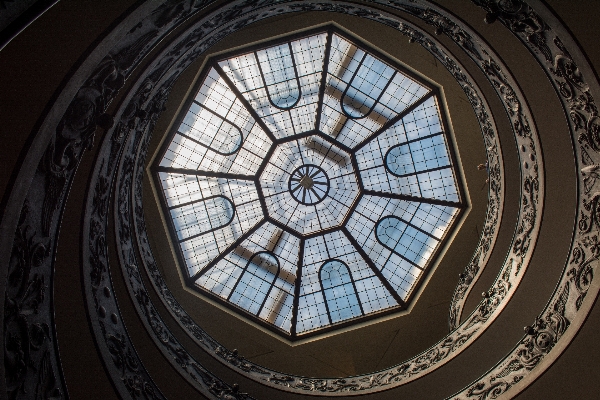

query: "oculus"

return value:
[153, 26, 466, 340]
[288, 164, 330, 206]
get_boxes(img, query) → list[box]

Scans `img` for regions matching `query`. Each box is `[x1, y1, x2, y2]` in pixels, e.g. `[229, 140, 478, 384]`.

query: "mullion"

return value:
[319, 244, 334, 325]
[399, 216, 440, 241]
[289, 109, 297, 136]
[345, 70, 397, 121]
[156, 166, 254, 181]
[177, 211, 239, 243]
[327, 190, 356, 210]
[376, 221, 423, 271]
[363, 189, 462, 208]
[341, 228, 405, 307]
[339, 50, 367, 117]
[353, 91, 434, 152]
[331, 117, 348, 141]
[311, 141, 350, 169]
[332, 270, 365, 317]
[185, 102, 266, 160]
[188, 219, 267, 282]
[313, 204, 323, 231]
[189, 100, 243, 152]
[401, 131, 445, 147]
[404, 120, 421, 196]
[254, 42, 302, 111]
[290, 238, 305, 337]
[168, 196, 210, 211]
[388, 165, 451, 179]
[177, 131, 227, 155]
[226, 255, 275, 303]
[273, 129, 353, 154]
[296, 139, 306, 165]
[350, 150, 364, 191]
[314, 30, 333, 131]
[213, 62, 278, 144]
[285, 201, 301, 225]
[256, 272, 279, 318]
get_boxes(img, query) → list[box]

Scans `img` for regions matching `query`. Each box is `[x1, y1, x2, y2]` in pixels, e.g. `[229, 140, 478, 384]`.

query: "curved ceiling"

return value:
[0, 1, 599, 399]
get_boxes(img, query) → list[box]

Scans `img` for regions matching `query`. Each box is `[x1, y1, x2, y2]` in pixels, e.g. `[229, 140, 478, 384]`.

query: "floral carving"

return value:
[4, 202, 60, 400]
[455, 0, 600, 397]
[118, 1, 538, 395]
[11, 0, 595, 398]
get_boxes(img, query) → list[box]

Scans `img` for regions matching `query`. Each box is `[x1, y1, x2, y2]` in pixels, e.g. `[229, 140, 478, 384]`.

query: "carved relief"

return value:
[5, 0, 594, 398]
[455, 0, 599, 397]
[117, 1, 536, 396]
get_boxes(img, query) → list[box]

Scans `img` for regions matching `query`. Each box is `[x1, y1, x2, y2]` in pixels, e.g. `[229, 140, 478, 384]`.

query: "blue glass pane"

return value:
[257, 45, 301, 109]
[320, 261, 362, 323]
[178, 103, 243, 155]
[170, 196, 234, 241]
[376, 217, 408, 250]
[230, 253, 279, 315]
[386, 144, 415, 176]
[376, 216, 439, 268]
[341, 55, 394, 118]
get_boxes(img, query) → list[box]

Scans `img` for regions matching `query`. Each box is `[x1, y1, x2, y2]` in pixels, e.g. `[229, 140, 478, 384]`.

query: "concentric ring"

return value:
[288, 164, 330, 205]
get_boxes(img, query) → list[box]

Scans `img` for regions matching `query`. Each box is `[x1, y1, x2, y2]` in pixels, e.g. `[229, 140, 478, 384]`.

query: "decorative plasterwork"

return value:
[451, 0, 600, 397]
[112, 1, 521, 394]
[113, 1, 517, 396]
[4, 0, 597, 399]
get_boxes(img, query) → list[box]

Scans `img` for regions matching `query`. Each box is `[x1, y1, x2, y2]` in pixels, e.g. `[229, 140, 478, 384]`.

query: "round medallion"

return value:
[288, 164, 330, 205]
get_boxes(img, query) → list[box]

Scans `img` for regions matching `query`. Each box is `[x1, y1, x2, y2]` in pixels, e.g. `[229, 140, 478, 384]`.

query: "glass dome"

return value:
[153, 26, 465, 339]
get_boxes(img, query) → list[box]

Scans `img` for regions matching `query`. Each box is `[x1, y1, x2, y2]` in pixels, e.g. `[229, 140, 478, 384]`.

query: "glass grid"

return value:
[319, 34, 429, 149]
[257, 44, 300, 109]
[220, 33, 327, 139]
[156, 28, 464, 337]
[357, 96, 460, 202]
[160, 68, 271, 175]
[158, 175, 263, 277]
[346, 196, 459, 299]
[296, 231, 397, 334]
[197, 223, 298, 332]
[321, 261, 362, 323]
[260, 135, 359, 235]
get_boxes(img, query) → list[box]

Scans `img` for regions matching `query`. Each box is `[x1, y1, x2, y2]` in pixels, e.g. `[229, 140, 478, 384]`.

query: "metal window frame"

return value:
[150, 24, 467, 341]
[255, 42, 303, 111]
[319, 259, 365, 325]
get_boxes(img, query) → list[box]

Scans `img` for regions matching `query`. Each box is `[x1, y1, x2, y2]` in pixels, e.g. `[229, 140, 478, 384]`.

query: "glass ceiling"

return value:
[154, 27, 464, 339]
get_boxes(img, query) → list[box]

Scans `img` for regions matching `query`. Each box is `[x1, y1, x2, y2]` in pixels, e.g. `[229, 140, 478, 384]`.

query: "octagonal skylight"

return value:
[153, 26, 465, 340]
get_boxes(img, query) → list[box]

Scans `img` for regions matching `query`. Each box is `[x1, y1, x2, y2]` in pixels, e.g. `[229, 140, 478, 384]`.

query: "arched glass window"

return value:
[385, 132, 451, 178]
[228, 252, 280, 315]
[155, 26, 464, 340]
[178, 101, 243, 155]
[319, 260, 363, 323]
[256, 43, 301, 109]
[340, 53, 396, 119]
[376, 216, 439, 269]
[170, 195, 235, 241]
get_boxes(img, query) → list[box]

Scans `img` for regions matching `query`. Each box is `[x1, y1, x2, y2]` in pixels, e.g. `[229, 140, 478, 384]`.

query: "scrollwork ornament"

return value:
[105, 50, 252, 397]
[451, 0, 600, 397]
[115, 0, 542, 396]
[117, 0, 527, 395]
[4, 1, 224, 397]
[11, 0, 590, 398]
[4, 201, 62, 400]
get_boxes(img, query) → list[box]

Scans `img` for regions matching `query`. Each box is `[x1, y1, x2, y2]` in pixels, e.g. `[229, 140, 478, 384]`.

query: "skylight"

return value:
[153, 27, 464, 339]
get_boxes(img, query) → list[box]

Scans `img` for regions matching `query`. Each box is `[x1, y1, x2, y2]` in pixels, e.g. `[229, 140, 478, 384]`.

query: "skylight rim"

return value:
[151, 24, 466, 340]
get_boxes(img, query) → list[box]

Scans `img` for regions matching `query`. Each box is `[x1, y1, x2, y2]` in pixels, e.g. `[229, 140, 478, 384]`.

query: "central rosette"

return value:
[259, 134, 360, 235]
[288, 164, 330, 205]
